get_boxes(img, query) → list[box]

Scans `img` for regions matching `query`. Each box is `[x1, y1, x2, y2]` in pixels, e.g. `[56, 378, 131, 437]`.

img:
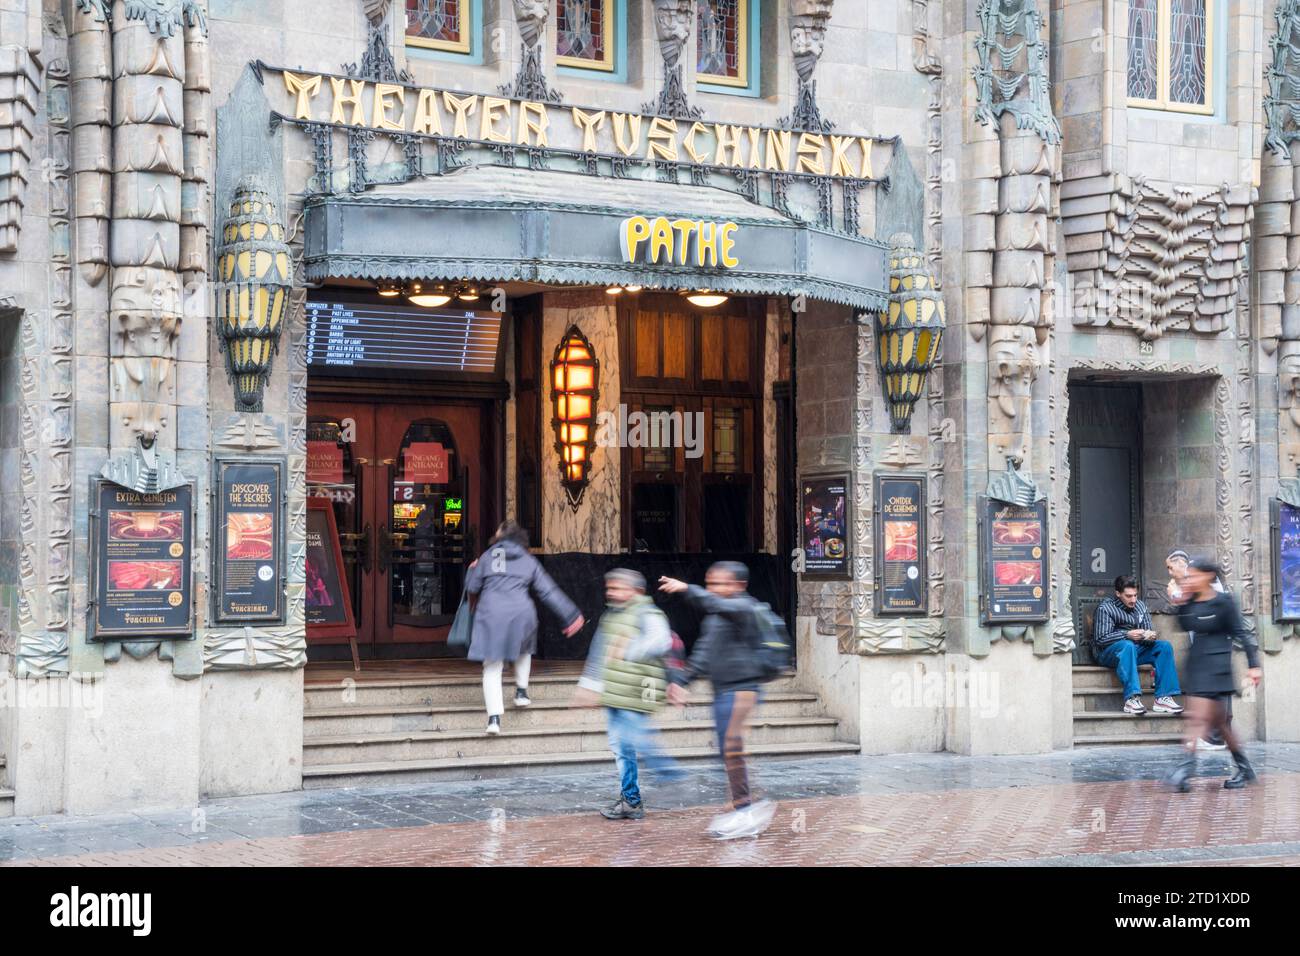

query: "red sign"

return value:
[405, 442, 449, 484]
[307, 441, 343, 484]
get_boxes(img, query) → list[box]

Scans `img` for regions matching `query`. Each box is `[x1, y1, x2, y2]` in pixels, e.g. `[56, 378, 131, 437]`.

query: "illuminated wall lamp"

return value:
[376, 280, 401, 297]
[684, 290, 728, 308]
[879, 233, 946, 434]
[550, 324, 600, 511]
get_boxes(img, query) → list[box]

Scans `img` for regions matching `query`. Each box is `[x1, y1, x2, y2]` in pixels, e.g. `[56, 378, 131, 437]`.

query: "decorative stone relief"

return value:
[345, 0, 413, 84]
[780, 0, 834, 133]
[14, 30, 71, 679]
[644, 0, 700, 119]
[1063, 175, 1256, 341]
[973, 0, 1061, 146]
[911, 0, 942, 270]
[0, 27, 41, 253]
[503, 0, 560, 104]
[1264, 0, 1300, 160]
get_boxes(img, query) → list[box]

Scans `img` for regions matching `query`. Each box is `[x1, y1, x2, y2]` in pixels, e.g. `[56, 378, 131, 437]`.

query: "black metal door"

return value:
[1068, 384, 1142, 665]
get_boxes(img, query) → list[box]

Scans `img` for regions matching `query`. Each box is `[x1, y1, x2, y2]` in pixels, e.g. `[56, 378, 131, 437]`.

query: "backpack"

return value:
[750, 603, 792, 682]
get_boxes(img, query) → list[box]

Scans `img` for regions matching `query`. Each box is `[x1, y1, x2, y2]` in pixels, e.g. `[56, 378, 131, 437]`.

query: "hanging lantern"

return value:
[550, 325, 600, 510]
[216, 178, 293, 412]
[878, 233, 945, 434]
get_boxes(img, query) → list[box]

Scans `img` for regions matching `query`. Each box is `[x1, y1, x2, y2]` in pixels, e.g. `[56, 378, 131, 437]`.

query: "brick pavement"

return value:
[6, 772, 1298, 867]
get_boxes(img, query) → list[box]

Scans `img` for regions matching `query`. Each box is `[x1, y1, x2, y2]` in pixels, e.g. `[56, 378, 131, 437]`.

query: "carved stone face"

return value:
[988, 332, 1038, 466]
[1281, 353, 1300, 430]
[653, 0, 692, 50]
[111, 266, 182, 443]
[513, 0, 549, 46]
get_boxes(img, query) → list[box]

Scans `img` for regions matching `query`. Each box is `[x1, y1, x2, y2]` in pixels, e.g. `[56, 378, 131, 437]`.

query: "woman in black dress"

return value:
[1164, 557, 1263, 792]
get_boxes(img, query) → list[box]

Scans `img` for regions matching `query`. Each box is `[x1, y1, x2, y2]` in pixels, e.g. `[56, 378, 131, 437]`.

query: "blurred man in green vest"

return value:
[573, 568, 685, 820]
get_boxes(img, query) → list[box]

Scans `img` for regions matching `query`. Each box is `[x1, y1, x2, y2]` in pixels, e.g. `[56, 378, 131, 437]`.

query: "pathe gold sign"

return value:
[620, 216, 739, 268]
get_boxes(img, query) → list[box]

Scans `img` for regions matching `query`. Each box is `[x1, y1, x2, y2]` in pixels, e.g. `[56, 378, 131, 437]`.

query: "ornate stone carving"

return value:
[0, 36, 41, 253]
[345, 0, 413, 84]
[1264, 0, 1300, 159]
[780, 0, 834, 133]
[846, 618, 945, 655]
[503, 0, 560, 103]
[1063, 175, 1256, 340]
[911, 0, 942, 270]
[644, 0, 700, 119]
[973, 0, 1061, 146]
[880, 437, 923, 469]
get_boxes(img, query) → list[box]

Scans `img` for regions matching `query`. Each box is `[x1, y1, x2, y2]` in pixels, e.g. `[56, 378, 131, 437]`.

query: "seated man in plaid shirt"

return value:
[1092, 574, 1184, 716]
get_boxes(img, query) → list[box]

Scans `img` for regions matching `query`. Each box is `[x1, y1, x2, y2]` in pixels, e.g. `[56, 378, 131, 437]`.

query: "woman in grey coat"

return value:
[465, 521, 584, 735]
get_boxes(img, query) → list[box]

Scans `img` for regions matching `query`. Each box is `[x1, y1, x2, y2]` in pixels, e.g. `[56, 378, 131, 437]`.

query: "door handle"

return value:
[359, 522, 372, 574]
[378, 523, 391, 573]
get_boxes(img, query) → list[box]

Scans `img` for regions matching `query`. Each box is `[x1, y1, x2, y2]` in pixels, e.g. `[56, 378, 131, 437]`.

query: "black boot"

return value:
[1223, 750, 1258, 789]
[1164, 753, 1196, 793]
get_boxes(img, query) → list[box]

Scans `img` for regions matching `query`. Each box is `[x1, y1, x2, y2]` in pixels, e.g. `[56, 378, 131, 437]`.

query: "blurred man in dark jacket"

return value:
[659, 562, 776, 840]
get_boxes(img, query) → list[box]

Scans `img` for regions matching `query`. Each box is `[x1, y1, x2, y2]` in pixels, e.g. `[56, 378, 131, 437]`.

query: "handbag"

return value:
[448, 592, 474, 651]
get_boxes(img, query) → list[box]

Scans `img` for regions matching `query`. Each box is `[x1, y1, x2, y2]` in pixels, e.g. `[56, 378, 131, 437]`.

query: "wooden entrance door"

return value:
[1068, 384, 1142, 665]
[307, 399, 485, 652]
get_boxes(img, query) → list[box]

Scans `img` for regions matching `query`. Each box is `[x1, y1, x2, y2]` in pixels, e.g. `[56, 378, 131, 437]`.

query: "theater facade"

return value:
[3, 0, 1300, 815]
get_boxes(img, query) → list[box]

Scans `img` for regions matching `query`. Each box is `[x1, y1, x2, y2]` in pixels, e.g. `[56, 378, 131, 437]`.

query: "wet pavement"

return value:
[3, 744, 1300, 866]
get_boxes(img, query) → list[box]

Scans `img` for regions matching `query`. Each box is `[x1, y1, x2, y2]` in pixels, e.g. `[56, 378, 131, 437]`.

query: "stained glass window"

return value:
[712, 406, 740, 473]
[406, 0, 470, 54]
[1169, 0, 1207, 106]
[697, 0, 748, 88]
[642, 405, 675, 472]
[557, 0, 613, 71]
[1126, 0, 1212, 113]
[1127, 0, 1159, 101]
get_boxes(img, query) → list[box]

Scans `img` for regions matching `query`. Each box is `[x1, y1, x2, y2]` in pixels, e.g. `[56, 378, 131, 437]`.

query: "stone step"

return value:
[303, 692, 824, 736]
[302, 715, 841, 766]
[304, 673, 802, 709]
[1072, 710, 1184, 738]
[301, 740, 862, 789]
[1072, 688, 1167, 712]
[1073, 732, 1187, 746]
[1071, 664, 1155, 691]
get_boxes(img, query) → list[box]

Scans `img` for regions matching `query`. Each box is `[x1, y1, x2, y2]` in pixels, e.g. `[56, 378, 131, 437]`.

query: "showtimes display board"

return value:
[305, 298, 504, 378]
[91, 479, 195, 640]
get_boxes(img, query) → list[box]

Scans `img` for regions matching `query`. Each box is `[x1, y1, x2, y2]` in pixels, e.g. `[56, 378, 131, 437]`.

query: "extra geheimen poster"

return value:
[214, 459, 285, 623]
[801, 474, 849, 577]
[306, 497, 357, 639]
[92, 480, 194, 639]
[1272, 498, 1300, 621]
[874, 475, 926, 615]
[979, 496, 1050, 624]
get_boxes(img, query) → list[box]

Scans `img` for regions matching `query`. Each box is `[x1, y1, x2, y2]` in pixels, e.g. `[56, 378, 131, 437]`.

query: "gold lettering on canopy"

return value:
[283, 71, 322, 121]
[618, 216, 741, 270]
[412, 88, 444, 135]
[646, 117, 679, 162]
[260, 68, 883, 184]
[611, 112, 642, 157]
[479, 96, 512, 143]
[443, 92, 479, 138]
[518, 101, 549, 147]
[373, 83, 406, 132]
[572, 108, 606, 152]
[329, 77, 366, 126]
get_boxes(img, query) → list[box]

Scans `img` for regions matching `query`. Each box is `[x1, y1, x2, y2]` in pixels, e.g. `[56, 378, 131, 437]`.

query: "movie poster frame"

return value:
[212, 457, 288, 625]
[799, 471, 852, 581]
[978, 495, 1051, 626]
[305, 496, 359, 641]
[873, 473, 928, 617]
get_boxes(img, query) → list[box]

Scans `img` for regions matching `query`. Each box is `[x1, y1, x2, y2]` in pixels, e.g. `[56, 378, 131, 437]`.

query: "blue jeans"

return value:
[1095, 639, 1182, 699]
[606, 707, 683, 805]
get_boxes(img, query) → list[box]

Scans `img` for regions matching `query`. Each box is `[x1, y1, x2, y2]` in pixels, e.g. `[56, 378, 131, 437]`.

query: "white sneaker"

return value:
[1197, 736, 1227, 751]
[514, 687, 531, 708]
[708, 808, 749, 839]
[1152, 696, 1184, 714]
[1123, 696, 1146, 715]
[711, 800, 777, 840]
[485, 715, 501, 735]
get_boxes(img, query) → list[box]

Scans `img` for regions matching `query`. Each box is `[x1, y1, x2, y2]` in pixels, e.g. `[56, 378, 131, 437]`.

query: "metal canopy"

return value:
[302, 166, 890, 312]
